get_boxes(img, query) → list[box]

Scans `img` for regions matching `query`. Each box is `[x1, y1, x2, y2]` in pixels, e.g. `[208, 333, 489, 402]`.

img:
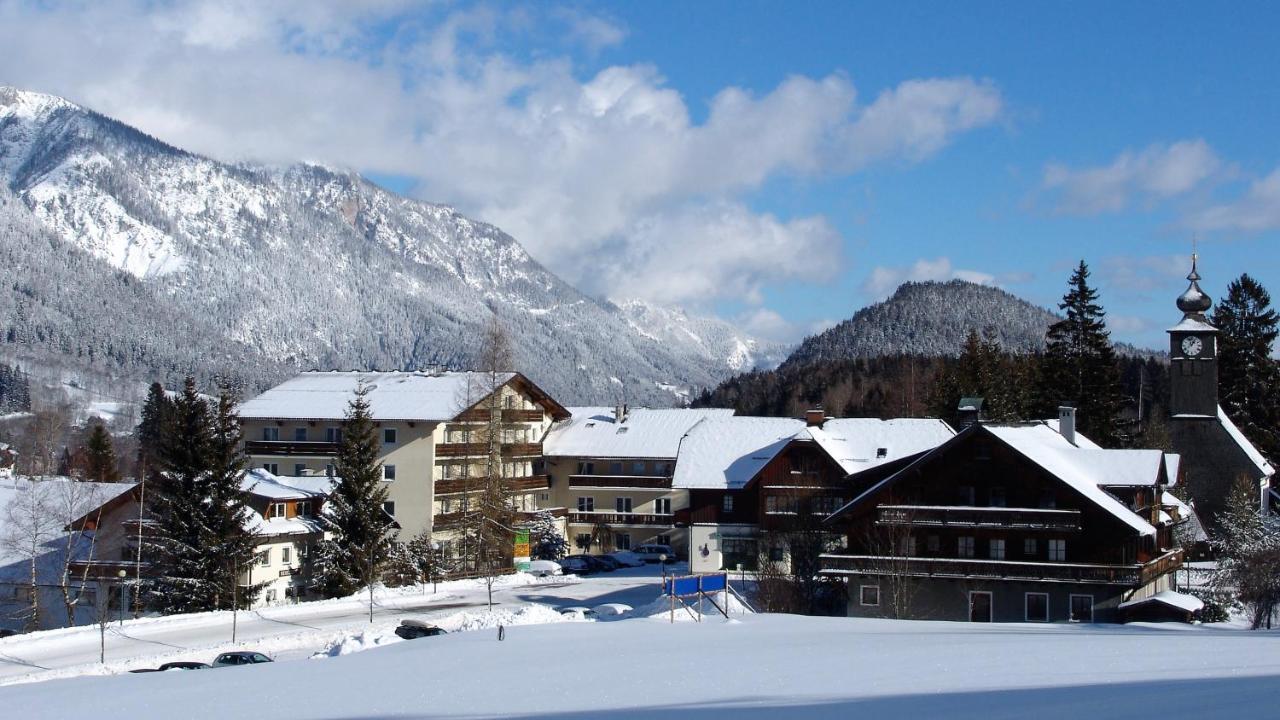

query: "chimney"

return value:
[615, 403, 628, 424]
[1058, 406, 1077, 446]
[805, 408, 826, 427]
[956, 397, 984, 429]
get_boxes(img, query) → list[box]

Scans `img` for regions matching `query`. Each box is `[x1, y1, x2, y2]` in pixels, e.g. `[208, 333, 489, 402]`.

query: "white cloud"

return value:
[861, 257, 996, 299]
[1098, 254, 1192, 294]
[0, 1, 1004, 316]
[1042, 139, 1223, 214]
[1190, 168, 1280, 232]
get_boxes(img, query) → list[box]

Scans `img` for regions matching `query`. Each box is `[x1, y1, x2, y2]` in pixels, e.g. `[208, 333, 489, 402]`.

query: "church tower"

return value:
[1167, 255, 1219, 417]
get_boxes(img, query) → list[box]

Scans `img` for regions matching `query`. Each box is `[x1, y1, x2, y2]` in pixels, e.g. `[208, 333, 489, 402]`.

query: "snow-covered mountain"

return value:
[0, 87, 774, 405]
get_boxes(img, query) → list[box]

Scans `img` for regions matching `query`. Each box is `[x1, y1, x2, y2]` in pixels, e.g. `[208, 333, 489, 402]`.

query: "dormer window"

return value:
[876, 448, 888, 459]
[269, 503, 286, 519]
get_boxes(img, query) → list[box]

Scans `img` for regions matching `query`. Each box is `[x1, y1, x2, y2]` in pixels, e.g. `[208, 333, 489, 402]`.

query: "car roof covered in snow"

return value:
[544, 407, 734, 459]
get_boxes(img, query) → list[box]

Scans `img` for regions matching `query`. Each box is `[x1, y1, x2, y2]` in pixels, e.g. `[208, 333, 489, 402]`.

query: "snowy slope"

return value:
[0, 86, 772, 404]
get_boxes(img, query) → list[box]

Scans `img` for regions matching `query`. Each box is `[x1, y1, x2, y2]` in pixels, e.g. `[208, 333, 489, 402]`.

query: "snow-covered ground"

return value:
[6, 607, 1280, 719]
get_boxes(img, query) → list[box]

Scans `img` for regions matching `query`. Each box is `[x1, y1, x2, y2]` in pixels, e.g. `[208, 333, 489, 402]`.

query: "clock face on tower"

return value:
[1181, 336, 1203, 357]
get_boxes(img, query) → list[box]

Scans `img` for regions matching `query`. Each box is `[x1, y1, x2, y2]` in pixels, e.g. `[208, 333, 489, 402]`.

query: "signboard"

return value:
[663, 576, 701, 596]
[700, 574, 727, 592]
[513, 529, 530, 559]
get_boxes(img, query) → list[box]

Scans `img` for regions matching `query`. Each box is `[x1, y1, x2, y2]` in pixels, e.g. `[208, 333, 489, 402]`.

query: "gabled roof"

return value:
[1217, 405, 1275, 477]
[543, 407, 734, 459]
[671, 416, 954, 490]
[238, 370, 568, 422]
[1164, 454, 1181, 488]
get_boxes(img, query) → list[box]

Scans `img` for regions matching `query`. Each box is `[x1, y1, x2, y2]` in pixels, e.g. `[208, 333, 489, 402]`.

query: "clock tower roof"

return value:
[1175, 254, 1213, 317]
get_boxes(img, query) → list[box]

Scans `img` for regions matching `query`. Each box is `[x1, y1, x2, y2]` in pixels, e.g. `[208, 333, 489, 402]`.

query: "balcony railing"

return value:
[455, 409, 545, 423]
[68, 560, 151, 580]
[567, 512, 676, 527]
[875, 505, 1083, 532]
[434, 475, 551, 495]
[819, 549, 1183, 587]
[244, 440, 340, 457]
[436, 442, 542, 458]
[568, 475, 672, 490]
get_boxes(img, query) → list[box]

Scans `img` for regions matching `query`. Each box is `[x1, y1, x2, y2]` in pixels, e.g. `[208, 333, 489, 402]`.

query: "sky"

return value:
[1, 1, 1278, 350]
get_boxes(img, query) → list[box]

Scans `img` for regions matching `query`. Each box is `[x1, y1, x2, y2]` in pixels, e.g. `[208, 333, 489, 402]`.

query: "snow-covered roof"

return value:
[244, 514, 326, 538]
[1167, 316, 1217, 333]
[1043, 419, 1102, 449]
[1217, 405, 1275, 477]
[1164, 454, 1181, 487]
[241, 469, 334, 500]
[672, 417, 954, 490]
[1071, 449, 1168, 487]
[0, 478, 137, 583]
[984, 425, 1157, 536]
[1119, 590, 1204, 614]
[238, 371, 516, 422]
[544, 407, 734, 459]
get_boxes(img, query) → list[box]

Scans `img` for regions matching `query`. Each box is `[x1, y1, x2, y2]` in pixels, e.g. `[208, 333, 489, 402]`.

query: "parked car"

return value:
[0, 629, 17, 639]
[565, 554, 614, 573]
[607, 550, 646, 567]
[591, 554, 623, 570]
[632, 544, 677, 563]
[159, 661, 210, 671]
[128, 668, 160, 673]
[394, 620, 448, 640]
[212, 651, 273, 667]
[559, 606, 598, 620]
[558, 557, 592, 575]
[525, 560, 564, 577]
[592, 603, 633, 618]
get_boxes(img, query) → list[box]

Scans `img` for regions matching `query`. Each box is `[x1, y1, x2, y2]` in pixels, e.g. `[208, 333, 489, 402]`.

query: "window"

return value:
[655, 498, 671, 515]
[765, 495, 797, 514]
[265, 590, 277, 603]
[958, 536, 975, 558]
[297, 501, 312, 517]
[326, 427, 342, 443]
[1048, 539, 1066, 562]
[859, 585, 880, 607]
[615, 533, 631, 550]
[505, 395, 515, 409]
[77, 588, 97, 607]
[269, 503, 286, 519]
[577, 497, 595, 512]
[294, 463, 306, 477]
[609, 462, 623, 475]
[722, 495, 734, 513]
[282, 547, 292, 564]
[989, 538, 1006, 560]
[616, 497, 633, 513]
[263, 427, 279, 441]
[263, 463, 279, 475]
[989, 487, 1006, 507]
[383, 501, 396, 518]
[575, 533, 592, 550]
[294, 427, 308, 441]
[901, 535, 917, 556]
[383, 465, 396, 481]
[257, 550, 270, 567]
[927, 535, 940, 553]
[539, 492, 551, 502]
[958, 485, 975, 505]
[876, 447, 888, 459]
[325, 464, 335, 478]
[632, 461, 646, 475]
[577, 461, 595, 475]
[1024, 538, 1037, 557]
[1025, 593, 1049, 622]
[658, 463, 672, 476]
[383, 428, 397, 444]
[769, 545, 785, 562]
[657, 534, 671, 546]
[1069, 594, 1094, 622]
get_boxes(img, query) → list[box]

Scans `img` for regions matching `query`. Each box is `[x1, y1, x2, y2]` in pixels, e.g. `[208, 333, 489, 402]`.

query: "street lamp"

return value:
[659, 553, 668, 587]
[431, 541, 441, 594]
[116, 569, 127, 626]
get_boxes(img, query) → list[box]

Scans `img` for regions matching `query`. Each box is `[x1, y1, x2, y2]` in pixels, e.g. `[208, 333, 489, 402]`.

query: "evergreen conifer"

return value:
[1211, 274, 1280, 461]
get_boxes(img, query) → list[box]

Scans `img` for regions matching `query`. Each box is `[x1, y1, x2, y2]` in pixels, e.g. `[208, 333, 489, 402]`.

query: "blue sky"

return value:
[2, 1, 1278, 349]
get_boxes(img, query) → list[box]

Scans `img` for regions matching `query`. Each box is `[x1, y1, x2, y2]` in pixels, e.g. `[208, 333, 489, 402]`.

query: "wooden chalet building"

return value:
[820, 410, 1192, 623]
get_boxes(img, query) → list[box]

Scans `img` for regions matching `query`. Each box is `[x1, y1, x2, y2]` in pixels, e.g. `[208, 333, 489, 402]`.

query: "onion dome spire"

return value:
[1176, 253, 1212, 315]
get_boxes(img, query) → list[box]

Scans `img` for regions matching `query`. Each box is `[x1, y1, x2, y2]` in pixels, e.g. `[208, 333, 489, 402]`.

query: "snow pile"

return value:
[633, 592, 754, 621]
[593, 603, 633, 617]
[312, 628, 403, 658]
[435, 603, 575, 633]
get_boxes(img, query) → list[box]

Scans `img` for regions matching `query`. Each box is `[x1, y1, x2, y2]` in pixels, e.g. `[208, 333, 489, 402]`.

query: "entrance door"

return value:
[969, 591, 993, 622]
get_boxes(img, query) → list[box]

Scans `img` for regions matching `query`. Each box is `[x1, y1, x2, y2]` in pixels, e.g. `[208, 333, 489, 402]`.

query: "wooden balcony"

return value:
[567, 512, 677, 527]
[875, 505, 1083, 532]
[436, 442, 543, 458]
[432, 512, 466, 530]
[819, 549, 1183, 587]
[434, 475, 550, 495]
[244, 440, 340, 457]
[568, 475, 672, 490]
[68, 560, 151, 580]
[455, 409, 545, 423]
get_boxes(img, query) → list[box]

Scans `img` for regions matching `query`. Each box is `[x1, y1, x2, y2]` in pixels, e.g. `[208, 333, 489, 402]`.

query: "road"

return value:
[0, 565, 674, 685]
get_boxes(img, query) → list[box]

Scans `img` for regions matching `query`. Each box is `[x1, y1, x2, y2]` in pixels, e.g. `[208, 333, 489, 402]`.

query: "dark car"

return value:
[591, 555, 623, 571]
[565, 554, 613, 573]
[558, 556, 592, 575]
[128, 668, 160, 673]
[212, 651, 273, 667]
[0, 629, 17, 639]
[394, 620, 448, 640]
[159, 661, 210, 671]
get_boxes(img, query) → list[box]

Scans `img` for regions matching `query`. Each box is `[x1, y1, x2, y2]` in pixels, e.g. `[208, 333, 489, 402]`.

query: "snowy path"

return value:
[0, 566, 673, 685]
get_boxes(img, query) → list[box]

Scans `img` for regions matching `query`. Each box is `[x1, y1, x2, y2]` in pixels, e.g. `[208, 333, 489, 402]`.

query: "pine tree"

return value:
[1211, 475, 1280, 628]
[136, 382, 174, 476]
[146, 377, 217, 614]
[84, 423, 120, 483]
[203, 384, 263, 609]
[1038, 261, 1125, 446]
[1211, 274, 1280, 461]
[528, 510, 569, 561]
[313, 383, 394, 598]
